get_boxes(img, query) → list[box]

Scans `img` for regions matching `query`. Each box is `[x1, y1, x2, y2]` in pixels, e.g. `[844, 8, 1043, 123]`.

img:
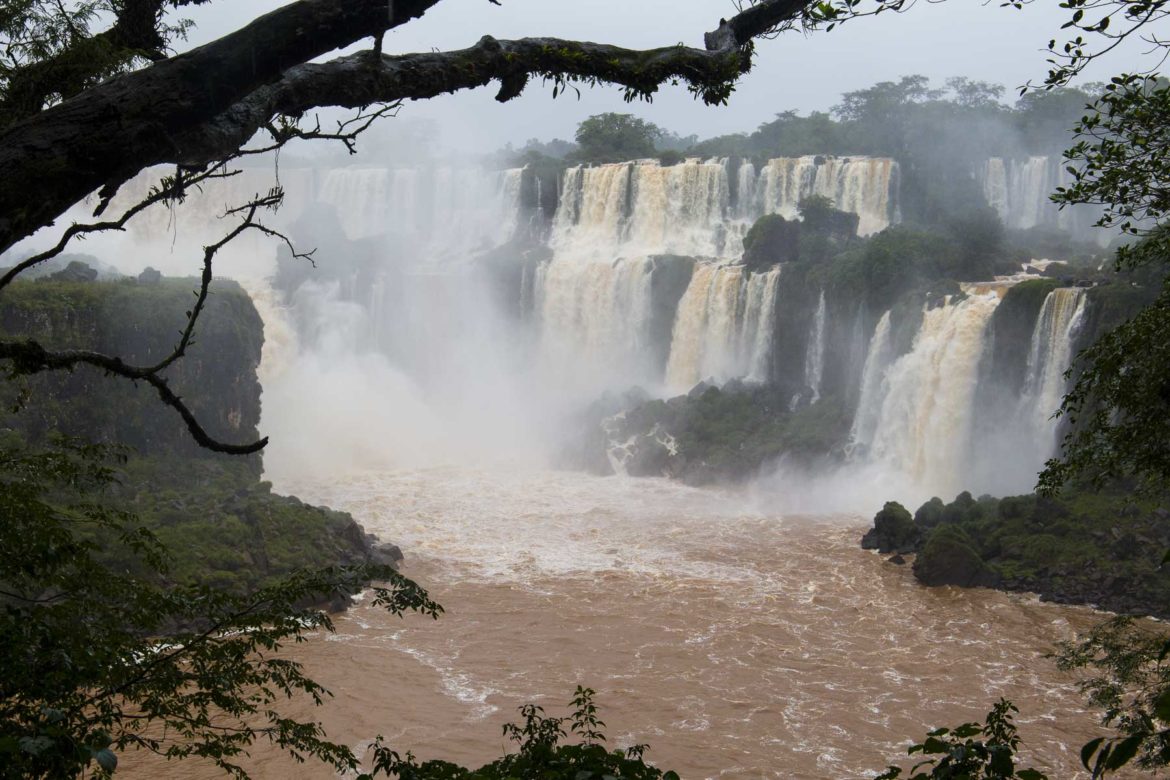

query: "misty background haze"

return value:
[173, 0, 1150, 153]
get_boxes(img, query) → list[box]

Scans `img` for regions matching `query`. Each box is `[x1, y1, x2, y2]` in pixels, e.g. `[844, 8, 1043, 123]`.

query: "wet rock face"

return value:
[0, 276, 406, 603]
[0, 276, 263, 466]
[587, 382, 850, 486]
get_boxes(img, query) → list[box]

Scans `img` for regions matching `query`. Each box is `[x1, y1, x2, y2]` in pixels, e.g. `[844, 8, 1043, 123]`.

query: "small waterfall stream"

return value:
[803, 290, 828, 403]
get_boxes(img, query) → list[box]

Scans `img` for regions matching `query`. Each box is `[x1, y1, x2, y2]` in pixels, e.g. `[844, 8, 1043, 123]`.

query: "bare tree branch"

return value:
[0, 193, 312, 455]
[0, 160, 240, 291]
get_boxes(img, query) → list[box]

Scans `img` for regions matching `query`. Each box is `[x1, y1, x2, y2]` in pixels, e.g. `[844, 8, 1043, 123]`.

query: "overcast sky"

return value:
[177, 0, 1152, 154]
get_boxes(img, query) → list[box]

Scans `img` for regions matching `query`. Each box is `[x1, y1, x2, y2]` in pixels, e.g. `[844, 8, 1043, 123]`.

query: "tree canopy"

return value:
[572, 113, 664, 164]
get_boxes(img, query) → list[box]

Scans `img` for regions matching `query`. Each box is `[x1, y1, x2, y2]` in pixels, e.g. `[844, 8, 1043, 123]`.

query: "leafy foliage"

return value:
[1039, 75, 1170, 495]
[0, 0, 199, 125]
[1055, 76, 1170, 268]
[874, 700, 1047, 779]
[0, 440, 441, 778]
[865, 488, 1170, 617]
[572, 113, 664, 164]
[1040, 276, 1170, 494]
[360, 687, 679, 780]
[1055, 617, 1170, 775]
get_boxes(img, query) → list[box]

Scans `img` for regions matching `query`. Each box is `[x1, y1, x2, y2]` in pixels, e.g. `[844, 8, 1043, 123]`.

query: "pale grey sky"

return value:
[177, 0, 1153, 153]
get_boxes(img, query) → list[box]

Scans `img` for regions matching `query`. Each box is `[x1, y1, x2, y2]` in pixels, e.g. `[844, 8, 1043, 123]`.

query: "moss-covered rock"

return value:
[742, 214, 799, 270]
[984, 278, 1061, 393]
[861, 501, 919, 554]
[863, 487, 1170, 618]
[577, 383, 852, 485]
[0, 275, 400, 600]
[914, 496, 946, 529]
[913, 524, 999, 588]
[107, 457, 396, 596]
[0, 277, 263, 472]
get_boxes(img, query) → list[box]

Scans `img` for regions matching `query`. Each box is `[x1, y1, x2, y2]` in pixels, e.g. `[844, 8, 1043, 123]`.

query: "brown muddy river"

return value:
[122, 467, 1121, 779]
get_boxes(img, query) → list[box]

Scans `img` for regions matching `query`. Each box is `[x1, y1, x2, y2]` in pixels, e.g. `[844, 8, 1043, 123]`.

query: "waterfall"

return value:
[736, 161, 758, 220]
[663, 263, 781, 390]
[981, 158, 1009, 221]
[979, 156, 1059, 231]
[858, 291, 1001, 497]
[978, 156, 1107, 244]
[539, 160, 738, 387]
[849, 310, 894, 451]
[803, 290, 827, 403]
[749, 156, 899, 236]
[318, 165, 524, 254]
[744, 266, 782, 382]
[318, 168, 393, 240]
[537, 255, 656, 385]
[1018, 287, 1088, 460]
[552, 160, 734, 260]
[537, 155, 900, 390]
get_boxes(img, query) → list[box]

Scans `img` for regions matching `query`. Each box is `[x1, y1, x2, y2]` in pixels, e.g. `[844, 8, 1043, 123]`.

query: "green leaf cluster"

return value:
[1055, 617, 1170, 775]
[0, 439, 441, 778]
[875, 699, 1048, 779]
[360, 688, 678, 780]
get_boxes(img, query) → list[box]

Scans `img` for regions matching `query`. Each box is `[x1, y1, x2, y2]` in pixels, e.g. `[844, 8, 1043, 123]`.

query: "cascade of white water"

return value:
[318, 168, 397, 240]
[552, 160, 735, 260]
[803, 290, 827, 403]
[663, 264, 781, 390]
[860, 291, 1001, 497]
[749, 156, 898, 236]
[981, 158, 1009, 221]
[744, 266, 782, 382]
[1019, 287, 1088, 455]
[979, 156, 1078, 232]
[540, 160, 740, 387]
[849, 310, 894, 451]
[626, 159, 732, 257]
[736, 161, 758, 220]
[318, 165, 524, 253]
[537, 256, 656, 385]
[541, 156, 896, 391]
[551, 164, 634, 258]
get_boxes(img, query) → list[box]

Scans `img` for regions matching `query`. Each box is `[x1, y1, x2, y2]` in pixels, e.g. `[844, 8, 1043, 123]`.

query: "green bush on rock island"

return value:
[862, 489, 1170, 618]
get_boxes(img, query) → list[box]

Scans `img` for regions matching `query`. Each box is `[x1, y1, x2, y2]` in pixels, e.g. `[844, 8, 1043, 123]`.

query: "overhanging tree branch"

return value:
[0, 192, 309, 455]
[0, 0, 443, 254]
[0, 0, 816, 457]
[0, 0, 812, 256]
[172, 34, 765, 165]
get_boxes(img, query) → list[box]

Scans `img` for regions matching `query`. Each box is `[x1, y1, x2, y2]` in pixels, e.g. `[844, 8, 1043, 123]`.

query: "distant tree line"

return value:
[506, 75, 1101, 228]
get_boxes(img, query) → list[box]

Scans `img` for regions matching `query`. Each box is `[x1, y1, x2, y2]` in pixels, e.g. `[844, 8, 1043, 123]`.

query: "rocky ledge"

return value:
[862, 490, 1170, 619]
